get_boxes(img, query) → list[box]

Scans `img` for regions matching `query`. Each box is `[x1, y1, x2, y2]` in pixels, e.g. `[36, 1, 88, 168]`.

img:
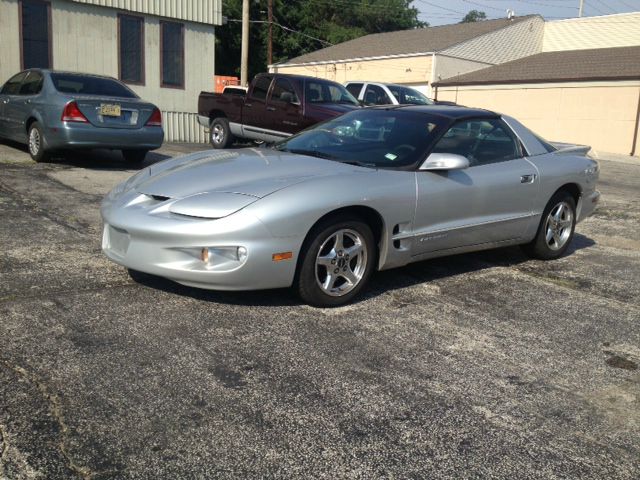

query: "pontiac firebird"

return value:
[101, 106, 600, 307]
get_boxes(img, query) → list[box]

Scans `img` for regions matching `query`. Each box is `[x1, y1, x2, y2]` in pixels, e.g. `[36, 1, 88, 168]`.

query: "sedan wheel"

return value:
[297, 217, 375, 307]
[522, 191, 576, 260]
[28, 122, 50, 162]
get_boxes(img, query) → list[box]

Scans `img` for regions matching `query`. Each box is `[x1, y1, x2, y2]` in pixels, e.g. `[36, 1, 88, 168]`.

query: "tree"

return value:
[460, 10, 487, 23]
[216, 0, 428, 77]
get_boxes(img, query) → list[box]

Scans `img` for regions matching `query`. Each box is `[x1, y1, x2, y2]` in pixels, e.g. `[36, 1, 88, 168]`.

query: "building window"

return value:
[160, 21, 184, 88]
[118, 14, 144, 85]
[20, 0, 51, 69]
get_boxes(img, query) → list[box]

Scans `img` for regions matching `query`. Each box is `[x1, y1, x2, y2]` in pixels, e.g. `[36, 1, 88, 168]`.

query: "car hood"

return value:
[135, 148, 367, 200]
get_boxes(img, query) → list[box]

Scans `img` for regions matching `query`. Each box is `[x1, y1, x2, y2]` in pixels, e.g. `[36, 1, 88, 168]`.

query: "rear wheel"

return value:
[122, 149, 148, 164]
[522, 191, 576, 260]
[296, 216, 376, 307]
[28, 122, 50, 162]
[210, 117, 234, 149]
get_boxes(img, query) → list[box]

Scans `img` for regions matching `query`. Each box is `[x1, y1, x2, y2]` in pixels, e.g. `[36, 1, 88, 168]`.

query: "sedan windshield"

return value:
[50, 73, 138, 98]
[387, 85, 434, 105]
[275, 109, 448, 168]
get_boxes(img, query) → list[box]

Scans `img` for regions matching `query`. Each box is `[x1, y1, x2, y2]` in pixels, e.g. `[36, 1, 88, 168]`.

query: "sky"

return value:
[415, 0, 640, 26]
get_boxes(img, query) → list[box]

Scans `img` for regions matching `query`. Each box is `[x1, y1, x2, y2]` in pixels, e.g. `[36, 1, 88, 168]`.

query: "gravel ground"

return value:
[0, 142, 638, 479]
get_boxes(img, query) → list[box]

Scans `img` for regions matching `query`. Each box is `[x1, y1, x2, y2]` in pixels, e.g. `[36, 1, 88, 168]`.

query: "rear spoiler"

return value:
[550, 142, 591, 156]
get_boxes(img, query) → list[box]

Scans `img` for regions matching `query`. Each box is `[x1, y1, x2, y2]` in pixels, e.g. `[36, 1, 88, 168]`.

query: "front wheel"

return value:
[210, 117, 234, 149]
[522, 191, 576, 260]
[296, 217, 376, 307]
[28, 122, 50, 162]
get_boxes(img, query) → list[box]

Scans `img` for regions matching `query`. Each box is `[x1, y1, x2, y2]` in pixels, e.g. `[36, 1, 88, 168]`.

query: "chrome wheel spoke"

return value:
[322, 272, 337, 291]
[317, 250, 336, 266]
[546, 227, 554, 244]
[342, 268, 358, 286]
[345, 243, 363, 258]
[333, 231, 345, 252]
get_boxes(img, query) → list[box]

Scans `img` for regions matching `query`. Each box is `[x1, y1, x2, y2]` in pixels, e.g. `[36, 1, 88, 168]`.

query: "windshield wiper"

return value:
[283, 148, 338, 160]
[339, 160, 377, 168]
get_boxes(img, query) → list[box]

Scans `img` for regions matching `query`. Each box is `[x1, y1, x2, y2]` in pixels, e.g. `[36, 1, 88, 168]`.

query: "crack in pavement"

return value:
[1, 360, 94, 479]
[0, 180, 90, 237]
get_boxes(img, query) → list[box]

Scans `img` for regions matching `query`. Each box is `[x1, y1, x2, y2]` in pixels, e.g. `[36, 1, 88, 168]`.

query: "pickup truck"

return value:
[198, 73, 360, 148]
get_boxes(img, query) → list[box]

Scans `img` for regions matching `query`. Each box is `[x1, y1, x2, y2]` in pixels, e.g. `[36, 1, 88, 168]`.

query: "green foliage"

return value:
[460, 10, 487, 23]
[216, 0, 427, 77]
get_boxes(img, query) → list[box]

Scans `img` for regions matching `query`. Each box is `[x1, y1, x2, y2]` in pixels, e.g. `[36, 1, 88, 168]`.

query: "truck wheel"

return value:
[210, 117, 234, 149]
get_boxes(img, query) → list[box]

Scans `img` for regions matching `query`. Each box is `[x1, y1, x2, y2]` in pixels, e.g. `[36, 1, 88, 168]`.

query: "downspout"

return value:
[631, 87, 640, 157]
[430, 53, 437, 98]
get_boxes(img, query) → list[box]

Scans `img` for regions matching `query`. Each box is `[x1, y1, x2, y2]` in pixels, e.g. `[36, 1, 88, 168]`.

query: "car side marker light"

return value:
[272, 252, 293, 262]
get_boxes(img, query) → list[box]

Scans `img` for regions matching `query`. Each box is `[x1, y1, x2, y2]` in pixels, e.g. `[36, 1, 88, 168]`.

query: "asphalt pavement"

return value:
[0, 142, 638, 479]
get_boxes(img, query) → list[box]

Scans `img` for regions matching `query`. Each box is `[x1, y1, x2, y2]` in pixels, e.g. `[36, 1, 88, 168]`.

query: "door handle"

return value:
[1, 99, 8, 104]
[244, 103, 252, 108]
[520, 174, 536, 184]
[266, 106, 276, 111]
[24, 100, 31, 104]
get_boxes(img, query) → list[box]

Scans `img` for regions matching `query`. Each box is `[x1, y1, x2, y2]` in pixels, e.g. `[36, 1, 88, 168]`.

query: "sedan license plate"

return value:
[100, 104, 121, 117]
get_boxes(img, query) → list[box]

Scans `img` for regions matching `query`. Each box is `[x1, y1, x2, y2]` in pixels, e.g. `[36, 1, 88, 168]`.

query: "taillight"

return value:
[61, 101, 89, 123]
[146, 108, 162, 127]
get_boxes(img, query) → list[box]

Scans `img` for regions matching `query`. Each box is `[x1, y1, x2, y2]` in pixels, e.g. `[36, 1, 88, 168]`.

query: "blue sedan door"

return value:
[0, 71, 28, 139]
[413, 118, 540, 255]
[6, 71, 45, 142]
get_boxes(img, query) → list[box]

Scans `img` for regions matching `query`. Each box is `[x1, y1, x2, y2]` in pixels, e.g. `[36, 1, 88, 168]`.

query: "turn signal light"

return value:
[272, 252, 293, 262]
[145, 108, 162, 127]
[61, 101, 89, 123]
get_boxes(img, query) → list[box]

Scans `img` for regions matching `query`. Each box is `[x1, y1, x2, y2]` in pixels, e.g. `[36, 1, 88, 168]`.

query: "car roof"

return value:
[38, 69, 120, 81]
[369, 104, 499, 119]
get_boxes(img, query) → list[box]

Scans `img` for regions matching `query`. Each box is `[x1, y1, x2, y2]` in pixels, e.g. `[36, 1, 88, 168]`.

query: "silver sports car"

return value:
[101, 106, 600, 307]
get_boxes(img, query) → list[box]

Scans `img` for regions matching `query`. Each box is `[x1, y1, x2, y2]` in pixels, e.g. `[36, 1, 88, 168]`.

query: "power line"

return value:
[226, 18, 334, 46]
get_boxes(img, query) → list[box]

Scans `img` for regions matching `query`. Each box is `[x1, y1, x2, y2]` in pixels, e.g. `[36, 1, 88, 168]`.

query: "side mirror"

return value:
[419, 153, 470, 171]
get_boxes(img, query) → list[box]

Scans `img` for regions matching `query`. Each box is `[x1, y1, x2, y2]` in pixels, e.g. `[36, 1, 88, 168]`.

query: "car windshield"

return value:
[305, 79, 359, 105]
[387, 85, 433, 105]
[274, 109, 448, 168]
[50, 73, 138, 98]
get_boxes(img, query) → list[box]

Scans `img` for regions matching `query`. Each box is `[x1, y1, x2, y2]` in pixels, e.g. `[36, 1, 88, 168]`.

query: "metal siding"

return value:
[0, 0, 22, 84]
[441, 17, 545, 65]
[543, 13, 640, 52]
[70, 0, 222, 25]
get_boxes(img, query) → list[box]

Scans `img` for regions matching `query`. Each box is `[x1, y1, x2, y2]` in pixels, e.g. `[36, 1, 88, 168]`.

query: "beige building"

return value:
[0, 0, 222, 142]
[270, 15, 546, 97]
[434, 18, 640, 157]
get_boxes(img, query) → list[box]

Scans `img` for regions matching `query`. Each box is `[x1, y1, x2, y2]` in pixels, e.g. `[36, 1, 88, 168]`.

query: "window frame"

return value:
[1, 72, 29, 95]
[19, 0, 52, 70]
[117, 13, 145, 86]
[250, 75, 273, 101]
[18, 70, 44, 95]
[431, 117, 524, 167]
[269, 77, 299, 105]
[363, 84, 392, 105]
[160, 20, 185, 90]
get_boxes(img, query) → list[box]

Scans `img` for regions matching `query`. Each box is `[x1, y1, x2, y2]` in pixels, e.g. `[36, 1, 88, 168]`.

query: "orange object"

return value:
[272, 252, 293, 262]
[214, 75, 240, 93]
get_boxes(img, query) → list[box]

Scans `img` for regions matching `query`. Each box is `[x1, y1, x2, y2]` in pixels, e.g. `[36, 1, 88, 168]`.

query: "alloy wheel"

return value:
[211, 124, 224, 144]
[544, 201, 574, 251]
[315, 228, 368, 296]
[29, 127, 40, 156]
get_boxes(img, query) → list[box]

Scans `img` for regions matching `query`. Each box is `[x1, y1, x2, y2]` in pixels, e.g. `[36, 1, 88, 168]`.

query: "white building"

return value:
[0, 0, 223, 142]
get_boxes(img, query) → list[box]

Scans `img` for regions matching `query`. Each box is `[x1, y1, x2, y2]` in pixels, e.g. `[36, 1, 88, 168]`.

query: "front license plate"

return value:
[100, 104, 121, 117]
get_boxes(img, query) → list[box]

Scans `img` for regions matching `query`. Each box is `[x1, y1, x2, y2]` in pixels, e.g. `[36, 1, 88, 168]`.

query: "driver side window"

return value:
[432, 118, 521, 166]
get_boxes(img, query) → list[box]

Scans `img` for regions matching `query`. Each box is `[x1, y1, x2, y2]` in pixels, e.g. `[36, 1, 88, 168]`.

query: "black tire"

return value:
[296, 216, 376, 307]
[210, 117, 234, 149]
[27, 122, 50, 162]
[122, 149, 148, 164]
[522, 190, 576, 260]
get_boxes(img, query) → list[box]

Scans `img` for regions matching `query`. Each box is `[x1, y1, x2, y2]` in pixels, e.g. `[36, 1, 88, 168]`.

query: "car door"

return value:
[0, 71, 28, 140]
[242, 74, 273, 138]
[413, 117, 540, 255]
[266, 77, 303, 135]
[363, 83, 393, 106]
[9, 71, 45, 142]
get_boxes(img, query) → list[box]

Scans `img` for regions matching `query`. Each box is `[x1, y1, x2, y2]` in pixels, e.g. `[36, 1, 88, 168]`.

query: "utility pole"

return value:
[267, 0, 273, 66]
[241, 0, 249, 86]
[579, 0, 584, 17]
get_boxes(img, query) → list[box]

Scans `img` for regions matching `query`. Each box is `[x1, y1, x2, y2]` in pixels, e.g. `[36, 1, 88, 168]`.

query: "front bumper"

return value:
[101, 191, 301, 291]
[45, 123, 164, 150]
